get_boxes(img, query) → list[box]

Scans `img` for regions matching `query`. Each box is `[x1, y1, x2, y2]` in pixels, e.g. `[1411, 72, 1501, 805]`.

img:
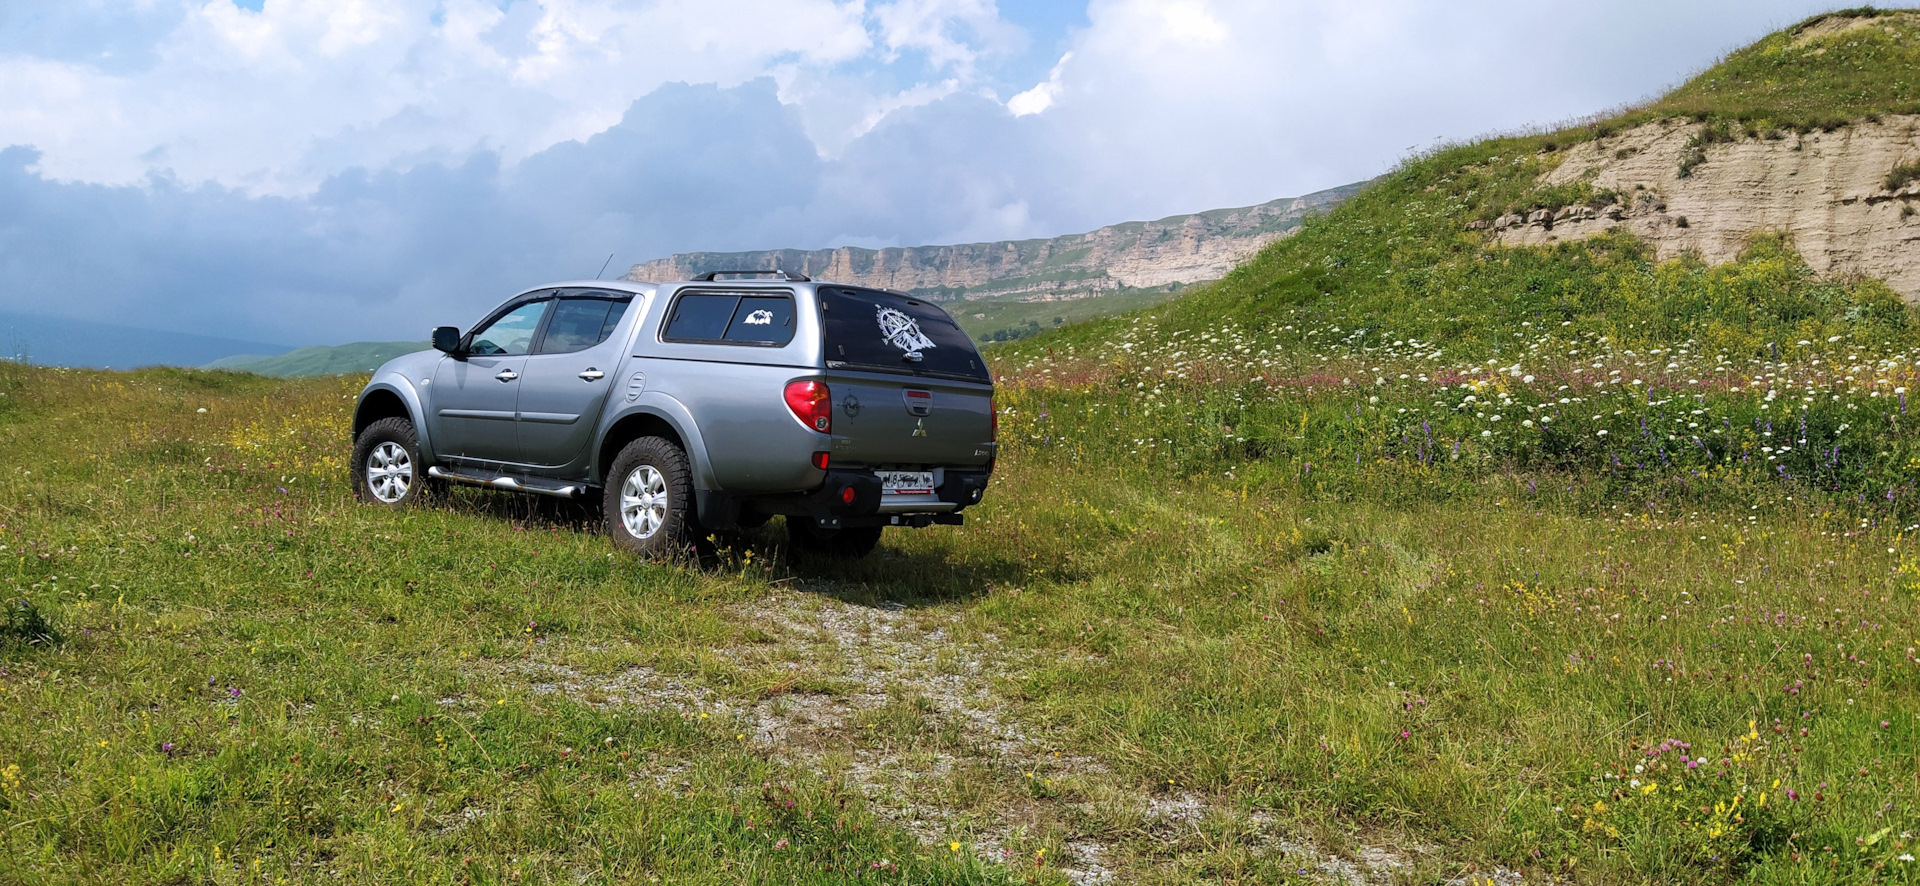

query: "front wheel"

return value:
[605, 436, 699, 559]
[352, 417, 427, 508]
[786, 518, 883, 560]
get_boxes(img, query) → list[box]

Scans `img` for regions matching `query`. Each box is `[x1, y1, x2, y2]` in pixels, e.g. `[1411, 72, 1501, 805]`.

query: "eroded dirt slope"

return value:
[1492, 116, 1920, 298]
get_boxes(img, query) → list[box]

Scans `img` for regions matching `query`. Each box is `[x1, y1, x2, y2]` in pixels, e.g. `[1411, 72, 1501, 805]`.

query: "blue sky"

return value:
[992, 2, 1085, 83]
[0, 0, 1858, 347]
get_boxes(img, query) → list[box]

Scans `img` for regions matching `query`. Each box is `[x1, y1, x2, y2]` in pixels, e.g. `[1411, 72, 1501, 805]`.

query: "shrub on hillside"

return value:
[1885, 161, 1920, 193]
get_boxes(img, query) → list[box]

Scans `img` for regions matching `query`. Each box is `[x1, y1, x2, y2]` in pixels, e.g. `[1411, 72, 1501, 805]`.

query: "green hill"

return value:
[1026, 7, 1920, 360]
[205, 341, 426, 376]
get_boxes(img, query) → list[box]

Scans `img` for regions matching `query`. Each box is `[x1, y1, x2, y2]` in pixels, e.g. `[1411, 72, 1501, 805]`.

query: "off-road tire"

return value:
[786, 518, 884, 560]
[352, 417, 428, 508]
[605, 436, 700, 560]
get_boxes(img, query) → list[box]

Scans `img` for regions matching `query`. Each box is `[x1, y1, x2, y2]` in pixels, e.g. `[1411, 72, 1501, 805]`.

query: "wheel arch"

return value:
[595, 401, 713, 490]
[353, 382, 433, 459]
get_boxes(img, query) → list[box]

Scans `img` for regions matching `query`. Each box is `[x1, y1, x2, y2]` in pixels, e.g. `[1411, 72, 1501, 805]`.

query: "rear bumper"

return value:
[726, 467, 991, 529]
[813, 468, 990, 513]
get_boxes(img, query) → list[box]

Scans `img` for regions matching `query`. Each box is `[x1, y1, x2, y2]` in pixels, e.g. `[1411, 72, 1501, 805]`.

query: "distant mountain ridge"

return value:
[0, 310, 292, 370]
[625, 182, 1367, 300]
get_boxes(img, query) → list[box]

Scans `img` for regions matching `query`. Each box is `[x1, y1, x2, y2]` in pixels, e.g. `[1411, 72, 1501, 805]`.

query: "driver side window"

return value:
[468, 299, 551, 356]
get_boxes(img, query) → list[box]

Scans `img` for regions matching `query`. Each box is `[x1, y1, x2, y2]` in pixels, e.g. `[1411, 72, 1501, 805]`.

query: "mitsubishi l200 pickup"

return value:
[349, 271, 997, 559]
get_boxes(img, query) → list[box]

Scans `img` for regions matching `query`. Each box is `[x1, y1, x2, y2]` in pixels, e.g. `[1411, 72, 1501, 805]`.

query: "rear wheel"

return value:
[786, 518, 883, 560]
[605, 436, 699, 559]
[352, 417, 427, 508]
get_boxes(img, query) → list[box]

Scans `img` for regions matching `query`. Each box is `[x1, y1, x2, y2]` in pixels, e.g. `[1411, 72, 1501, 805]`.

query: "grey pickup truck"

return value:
[350, 271, 997, 559]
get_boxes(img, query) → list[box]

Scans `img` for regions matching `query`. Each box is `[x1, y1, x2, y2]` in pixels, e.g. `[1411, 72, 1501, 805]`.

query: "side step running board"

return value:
[428, 466, 584, 498]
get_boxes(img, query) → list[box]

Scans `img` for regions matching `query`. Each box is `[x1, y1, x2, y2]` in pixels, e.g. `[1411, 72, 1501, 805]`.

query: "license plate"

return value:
[877, 470, 935, 495]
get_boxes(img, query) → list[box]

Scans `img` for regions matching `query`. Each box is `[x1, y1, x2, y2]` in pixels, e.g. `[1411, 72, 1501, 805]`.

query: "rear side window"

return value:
[662, 290, 796, 346]
[535, 296, 631, 354]
[818, 287, 988, 382]
[599, 300, 630, 342]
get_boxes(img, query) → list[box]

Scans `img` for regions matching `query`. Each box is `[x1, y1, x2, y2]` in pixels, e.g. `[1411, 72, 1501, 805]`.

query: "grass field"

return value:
[8, 318, 1920, 884]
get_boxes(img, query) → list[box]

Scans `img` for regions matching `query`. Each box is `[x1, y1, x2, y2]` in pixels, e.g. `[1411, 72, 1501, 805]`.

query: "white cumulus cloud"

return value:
[0, 0, 877, 192]
[1007, 51, 1070, 116]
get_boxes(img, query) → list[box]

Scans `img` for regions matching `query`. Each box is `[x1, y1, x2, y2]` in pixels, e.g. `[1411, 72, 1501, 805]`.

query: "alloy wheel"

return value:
[620, 464, 668, 539]
[365, 441, 413, 503]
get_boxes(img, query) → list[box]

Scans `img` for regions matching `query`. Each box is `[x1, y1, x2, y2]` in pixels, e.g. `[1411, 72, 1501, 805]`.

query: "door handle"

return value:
[494, 369, 518, 382]
[578, 368, 605, 381]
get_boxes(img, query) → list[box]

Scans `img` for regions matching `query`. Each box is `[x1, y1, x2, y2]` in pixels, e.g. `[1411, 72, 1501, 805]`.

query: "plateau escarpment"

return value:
[624, 182, 1365, 301]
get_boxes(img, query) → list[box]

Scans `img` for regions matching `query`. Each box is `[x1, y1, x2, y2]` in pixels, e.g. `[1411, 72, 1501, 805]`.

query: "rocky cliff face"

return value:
[626, 183, 1365, 301]
[1491, 116, 1920, 299]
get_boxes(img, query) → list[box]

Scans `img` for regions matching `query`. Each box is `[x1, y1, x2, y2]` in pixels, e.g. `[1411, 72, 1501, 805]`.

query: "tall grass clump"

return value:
[0, 600, 58, 649]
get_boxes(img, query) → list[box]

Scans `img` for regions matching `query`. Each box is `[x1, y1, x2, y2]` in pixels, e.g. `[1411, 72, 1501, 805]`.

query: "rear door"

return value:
[816, 287, 995, 468]
[514, 289, 636, 471]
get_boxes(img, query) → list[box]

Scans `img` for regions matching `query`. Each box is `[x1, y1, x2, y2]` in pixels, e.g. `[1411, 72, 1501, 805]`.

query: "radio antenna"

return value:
[594, 253, 614, 280]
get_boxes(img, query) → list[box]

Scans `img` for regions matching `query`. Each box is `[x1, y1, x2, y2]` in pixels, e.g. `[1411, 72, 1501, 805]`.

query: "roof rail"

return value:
[689, 269, 811, 282]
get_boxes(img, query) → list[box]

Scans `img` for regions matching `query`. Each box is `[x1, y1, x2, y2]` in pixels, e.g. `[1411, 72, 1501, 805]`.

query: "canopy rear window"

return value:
[818, 287, 988, 382]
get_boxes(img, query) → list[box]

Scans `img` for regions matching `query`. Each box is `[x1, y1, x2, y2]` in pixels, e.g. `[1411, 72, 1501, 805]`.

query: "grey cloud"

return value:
[0, 80, 912, 347]
[815, 93, 1077, 244]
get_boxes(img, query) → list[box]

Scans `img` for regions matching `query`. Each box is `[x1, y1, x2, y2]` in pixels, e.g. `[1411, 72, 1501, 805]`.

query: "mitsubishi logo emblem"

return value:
[912, 418, 927, 437]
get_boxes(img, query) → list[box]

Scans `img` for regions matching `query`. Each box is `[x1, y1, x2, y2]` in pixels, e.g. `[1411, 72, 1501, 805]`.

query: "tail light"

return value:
[784, 380, 832, 433]
[812, 451, 831, 470]
[986, 394, 998, 475]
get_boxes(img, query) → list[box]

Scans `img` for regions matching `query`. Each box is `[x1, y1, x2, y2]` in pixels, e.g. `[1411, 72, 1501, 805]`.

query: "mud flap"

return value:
[695, 489, 739, 530]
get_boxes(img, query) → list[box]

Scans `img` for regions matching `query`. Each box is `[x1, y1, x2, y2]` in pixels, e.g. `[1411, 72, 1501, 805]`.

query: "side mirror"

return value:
[432, 326, 462, 355]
